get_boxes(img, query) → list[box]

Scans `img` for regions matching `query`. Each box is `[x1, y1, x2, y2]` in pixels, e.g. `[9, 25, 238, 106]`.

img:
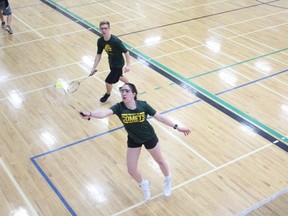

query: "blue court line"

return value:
[128, 50, 288, 143]
[30, 67, 288, 215]
[188, 47, 288, 80]
[30, 128, 123, 216]
[32, 128, 122, 159]
[30, 158, 77, 216]
[216, 68, 288, 95]
[33, 1, 288, 215]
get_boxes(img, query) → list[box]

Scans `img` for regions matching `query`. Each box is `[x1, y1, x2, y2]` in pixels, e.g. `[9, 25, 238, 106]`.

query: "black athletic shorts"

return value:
[127, 135, 159, 150]
[105, 68, 123, 84]
[0, 2, 12, 16]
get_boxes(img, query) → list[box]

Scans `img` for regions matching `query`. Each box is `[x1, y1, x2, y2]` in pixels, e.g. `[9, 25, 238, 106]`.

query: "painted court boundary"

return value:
[29, 1, 288, 215]
[236, 187, 288, 216]
[40, 0, 287, 146]
[30, 84, 285, 216]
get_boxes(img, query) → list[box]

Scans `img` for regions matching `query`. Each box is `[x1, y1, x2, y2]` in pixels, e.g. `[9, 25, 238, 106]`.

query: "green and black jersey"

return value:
[97, 35, 128, 68]
[110, 100, 157, 143]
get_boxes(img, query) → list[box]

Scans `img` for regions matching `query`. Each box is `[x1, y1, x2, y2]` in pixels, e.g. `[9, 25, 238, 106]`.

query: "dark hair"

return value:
[123, 83, 138, 100]
[99, 21, 110, 27]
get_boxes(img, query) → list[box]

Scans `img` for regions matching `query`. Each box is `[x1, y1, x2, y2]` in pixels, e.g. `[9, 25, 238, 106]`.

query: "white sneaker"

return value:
[140, 180, 151, 201]
[5, 25, 13, 34]
[164, 176, 172, 196]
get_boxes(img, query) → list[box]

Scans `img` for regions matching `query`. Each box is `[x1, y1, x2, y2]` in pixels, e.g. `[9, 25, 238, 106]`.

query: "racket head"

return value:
[43, 86, 68, 106]
[43, 86, 91, 120]
[67, 81, 80, 93]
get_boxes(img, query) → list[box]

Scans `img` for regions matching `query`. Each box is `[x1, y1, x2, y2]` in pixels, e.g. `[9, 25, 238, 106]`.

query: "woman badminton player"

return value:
[81, 83, 191, 201]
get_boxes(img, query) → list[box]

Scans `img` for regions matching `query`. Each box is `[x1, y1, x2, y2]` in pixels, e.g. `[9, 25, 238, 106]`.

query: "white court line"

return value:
[99, 3, 137, 20]
[229, 22, 288, 39]
[13, 14, 45, 39]
[31, 10, 136, 31]
[110, 1, 147, 19]
[230, 29, 288, 57]
[0, 158, 39, 216]
[112, 143, 272, 216]
[152, 119, 217, 168]
[0, 69, 109, 101]
[132, 36, 203, 59]
[138, 0, 179, 13]
[0, 37, 44, 49]
[207, 19, 288, 69]
[236, 187, 288, 216]
[176, 33, 288, 95]
[191, 48, 288, 100]
[0, 65, 111, 102]
[209, 27, 238, 38]
[134, 35, 188, 49]
[209, 10, 288, 30]
[153, 45, 203, 59]
[3, 62, 81, 82]
[0, 58, 141, 102]
[224, 32, 288, 66]
[140, 0, 229, 13]
[0, 28, 88, 50]
[227, 40, 288, 85]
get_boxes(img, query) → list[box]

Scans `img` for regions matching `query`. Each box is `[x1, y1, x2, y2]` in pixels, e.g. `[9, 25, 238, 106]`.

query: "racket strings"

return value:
[67, 81, 80, 93]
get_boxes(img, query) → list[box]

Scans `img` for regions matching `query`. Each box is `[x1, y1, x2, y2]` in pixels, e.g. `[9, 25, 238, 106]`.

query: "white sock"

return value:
[165, 173, 171, 180]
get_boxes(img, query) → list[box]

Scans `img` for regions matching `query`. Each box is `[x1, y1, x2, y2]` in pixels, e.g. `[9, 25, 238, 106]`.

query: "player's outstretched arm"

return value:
[153, 112, 191, 136]
[82, 109, 113, 120]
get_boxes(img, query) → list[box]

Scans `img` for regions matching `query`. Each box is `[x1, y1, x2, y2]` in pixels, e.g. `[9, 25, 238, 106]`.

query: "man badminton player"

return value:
[81, 83, 191, 201]
[90, 21, 131, 103]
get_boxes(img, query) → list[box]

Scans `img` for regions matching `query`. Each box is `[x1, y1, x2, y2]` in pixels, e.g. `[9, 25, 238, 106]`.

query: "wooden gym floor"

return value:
[0, 0, 287, 215]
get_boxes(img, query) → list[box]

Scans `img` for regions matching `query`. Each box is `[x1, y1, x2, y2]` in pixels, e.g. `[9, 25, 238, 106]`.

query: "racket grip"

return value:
[80, 112, 90, 120]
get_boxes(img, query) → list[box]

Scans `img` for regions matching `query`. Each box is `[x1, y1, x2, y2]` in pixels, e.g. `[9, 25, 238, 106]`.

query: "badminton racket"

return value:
[66, 72, 95, 93]
[69, 104, 90, 120]
[43, 86, 90, 120]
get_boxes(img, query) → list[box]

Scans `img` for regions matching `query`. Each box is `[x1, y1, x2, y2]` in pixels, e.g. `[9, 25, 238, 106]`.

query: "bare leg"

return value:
[126, 147, 142, 183]
[7, 14, 12, 26]
[0, 13, 4, 23]
[147, 143, 170, 176]
[127, 147, 151, 200]
[105, 83, 113, 94]
[119, 75, 128, 83]
[100, 82, 112, 102]
[148, 143, 172, 196]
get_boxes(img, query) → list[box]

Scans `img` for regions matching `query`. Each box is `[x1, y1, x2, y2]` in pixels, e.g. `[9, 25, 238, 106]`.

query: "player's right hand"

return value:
[81, 112, 91, 120]
[90, 69, 97, 76]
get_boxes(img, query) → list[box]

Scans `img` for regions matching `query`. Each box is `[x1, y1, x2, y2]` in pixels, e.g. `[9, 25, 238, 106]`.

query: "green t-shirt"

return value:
[110, 100, 157, 143]
[97, 35, 128, 68]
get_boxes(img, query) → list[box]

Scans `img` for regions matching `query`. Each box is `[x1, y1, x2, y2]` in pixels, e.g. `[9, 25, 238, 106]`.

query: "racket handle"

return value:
[80, 112, 90, 120]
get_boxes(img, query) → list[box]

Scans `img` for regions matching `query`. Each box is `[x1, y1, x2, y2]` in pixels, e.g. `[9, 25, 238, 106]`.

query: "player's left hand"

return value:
[123, 65, 130, 73]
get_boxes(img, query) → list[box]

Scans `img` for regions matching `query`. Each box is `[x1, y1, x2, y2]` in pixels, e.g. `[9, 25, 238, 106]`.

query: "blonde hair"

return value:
[99, 21, 110, 27]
